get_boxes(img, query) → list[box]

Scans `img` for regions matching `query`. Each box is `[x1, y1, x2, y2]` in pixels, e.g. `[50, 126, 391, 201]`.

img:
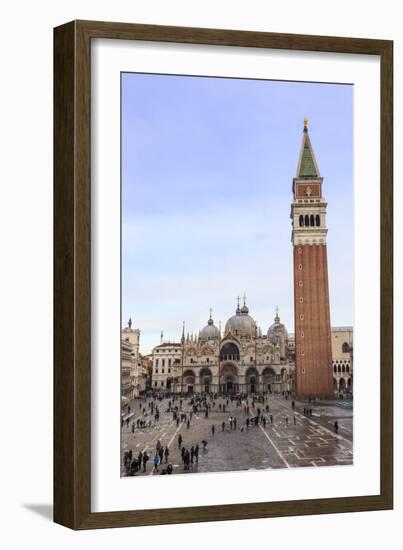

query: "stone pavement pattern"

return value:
[121, 395, 353, 476]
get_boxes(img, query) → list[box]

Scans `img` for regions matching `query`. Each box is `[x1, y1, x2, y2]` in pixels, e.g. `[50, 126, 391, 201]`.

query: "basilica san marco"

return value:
[150, 298, 293, 396]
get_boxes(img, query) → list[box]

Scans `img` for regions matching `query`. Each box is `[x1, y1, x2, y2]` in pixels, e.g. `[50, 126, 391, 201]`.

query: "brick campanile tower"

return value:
[291, 120, 334, 398]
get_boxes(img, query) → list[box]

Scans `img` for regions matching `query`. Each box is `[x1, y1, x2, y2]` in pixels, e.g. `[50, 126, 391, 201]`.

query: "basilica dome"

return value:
[199, 314, 220, 340]
[268, 312, 288, 341]
[225, 300, 256, 337]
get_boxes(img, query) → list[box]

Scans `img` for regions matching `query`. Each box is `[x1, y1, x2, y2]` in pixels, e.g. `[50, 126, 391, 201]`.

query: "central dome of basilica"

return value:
[225, 299, 256, 337]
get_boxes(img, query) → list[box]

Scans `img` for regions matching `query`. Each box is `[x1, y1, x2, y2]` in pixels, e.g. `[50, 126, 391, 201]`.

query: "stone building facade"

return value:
[331, 327, 353, 395]
[121, 318, 149, 400]
[150, 300, 293, 395]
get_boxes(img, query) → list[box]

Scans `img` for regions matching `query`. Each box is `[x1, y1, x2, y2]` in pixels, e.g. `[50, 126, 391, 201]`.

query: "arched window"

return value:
[305, 214, 309, 226]
[220, 342, 240, 362]
[334, 365, 337, 373]
[346, 365, 350, 373]
[310, 214, 315, 226]
[338, 365, 341, 373]
[342, 365, 345, 373]
[316, 214, 320, 226]
[299, 215, 304, 227]
[342, 342, 350, 353]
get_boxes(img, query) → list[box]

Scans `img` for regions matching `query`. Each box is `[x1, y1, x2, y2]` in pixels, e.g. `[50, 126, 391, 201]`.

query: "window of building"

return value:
[298, 247, 302, 254]
[342, 342, 350, 353]
[154, 382, 157, 387]
[299, 215, 304, 227]
[168, 359, 171, 367]
[299, 280, 303, 287]
[298, 264, 303, 270]
[162, 359, 165, 367]
[161, 381, 164, 387]
[301, 368, 306, 374]
[316, 214, 320, 226]
[301, 350, 305, 356]
[305, 214, 309, 226]
[299, 297, 303, 303]
[301, 331, 304, 338]
[310, 214, 315, 226]
[300, 314, 304, 320]
[155, 359, 159, 367]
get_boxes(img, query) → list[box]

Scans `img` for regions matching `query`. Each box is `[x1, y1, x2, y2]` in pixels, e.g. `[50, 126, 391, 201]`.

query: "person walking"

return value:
[164, 446, 169, 464]
[293, 416, 296, 425]
[233, 417, 237, 430]
[178, 434, 182, 449]
[195, 444, 199, 463]
[142, 451, 149, 472]
[184, 449, 190, 470]
[211, 424, 215, 436]
[187, 419, 190, 430]
[190, 446, 195, 464]
[158, 446, 164, 463]
[221, 421, 225, 432]
[270, 414, 273, 425]
[334, 420, 339, 434]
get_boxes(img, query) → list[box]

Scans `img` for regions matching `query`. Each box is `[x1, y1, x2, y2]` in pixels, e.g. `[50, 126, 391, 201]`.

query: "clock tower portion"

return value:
[291, 121, 334, 398]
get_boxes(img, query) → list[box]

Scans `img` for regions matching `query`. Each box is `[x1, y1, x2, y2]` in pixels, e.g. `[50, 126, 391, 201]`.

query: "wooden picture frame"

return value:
[54, 20, 393, 529]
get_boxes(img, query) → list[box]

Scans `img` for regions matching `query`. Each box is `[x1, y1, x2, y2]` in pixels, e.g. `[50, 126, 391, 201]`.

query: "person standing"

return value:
[158, 446, 164, 463]
[334, 420, 339, 434]
[164, 446, 169, 464]
[221, 421, 225, 431]
[152, 453, 159, 473]
[195, 444, 199, 463]
[178, 434, 182, 449]
[211, 424, 215, 436]
[190, 446, 195, 464]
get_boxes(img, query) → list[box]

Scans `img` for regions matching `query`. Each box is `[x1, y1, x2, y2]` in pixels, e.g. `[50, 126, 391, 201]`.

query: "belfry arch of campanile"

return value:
[290, 121, 334, 399]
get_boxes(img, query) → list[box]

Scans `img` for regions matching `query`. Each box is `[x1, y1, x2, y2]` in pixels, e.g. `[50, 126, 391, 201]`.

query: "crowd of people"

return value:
[121, 390, 342, 476]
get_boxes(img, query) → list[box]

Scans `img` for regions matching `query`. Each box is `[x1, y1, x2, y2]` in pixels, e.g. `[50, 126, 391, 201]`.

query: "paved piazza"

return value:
[121, 394, 353, 476]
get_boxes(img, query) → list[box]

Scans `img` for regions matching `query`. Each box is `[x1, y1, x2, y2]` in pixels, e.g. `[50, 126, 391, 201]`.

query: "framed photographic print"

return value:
[54, 20, 393, 529]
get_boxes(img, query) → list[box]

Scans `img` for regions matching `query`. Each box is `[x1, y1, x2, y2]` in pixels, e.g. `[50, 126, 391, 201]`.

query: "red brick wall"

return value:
[293, 244, 334, 398]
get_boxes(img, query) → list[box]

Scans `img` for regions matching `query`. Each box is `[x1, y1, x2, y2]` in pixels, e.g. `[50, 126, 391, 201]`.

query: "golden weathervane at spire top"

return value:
[304, 118, 308, 127]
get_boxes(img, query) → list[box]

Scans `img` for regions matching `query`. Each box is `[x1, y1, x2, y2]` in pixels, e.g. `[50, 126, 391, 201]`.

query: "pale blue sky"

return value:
[122, 73, 353, 354]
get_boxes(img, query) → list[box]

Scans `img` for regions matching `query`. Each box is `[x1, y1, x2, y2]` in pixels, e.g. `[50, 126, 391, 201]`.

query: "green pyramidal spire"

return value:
[297, 120, 320, 178]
